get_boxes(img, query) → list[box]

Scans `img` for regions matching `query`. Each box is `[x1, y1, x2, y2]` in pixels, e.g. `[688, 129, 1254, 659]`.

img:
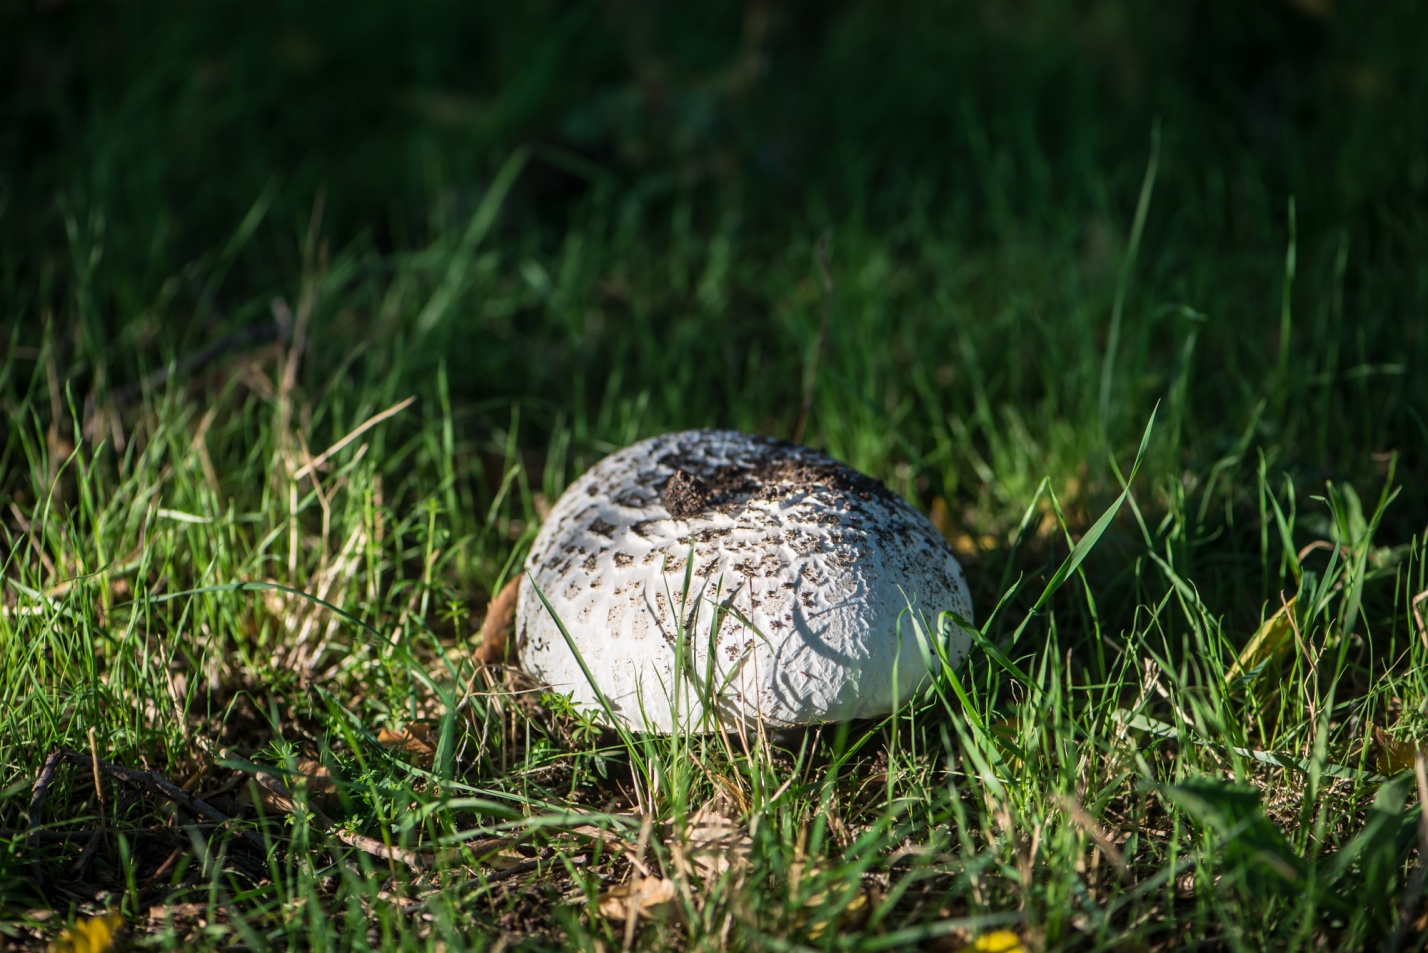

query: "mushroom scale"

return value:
[516, 430, 974, 732]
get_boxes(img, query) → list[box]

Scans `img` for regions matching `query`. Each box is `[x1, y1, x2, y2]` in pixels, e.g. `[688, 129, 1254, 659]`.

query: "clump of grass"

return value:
[3, 201, 1425, 949]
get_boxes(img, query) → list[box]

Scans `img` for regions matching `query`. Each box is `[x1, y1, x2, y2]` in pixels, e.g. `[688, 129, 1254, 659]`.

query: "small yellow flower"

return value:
[971, 929, 1027, 953]
[47, 910, 122, 953]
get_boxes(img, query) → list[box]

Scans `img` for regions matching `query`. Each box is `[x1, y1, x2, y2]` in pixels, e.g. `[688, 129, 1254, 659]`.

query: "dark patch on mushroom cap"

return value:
[660, 469, 710, 518]
[652, 441, 898, 516]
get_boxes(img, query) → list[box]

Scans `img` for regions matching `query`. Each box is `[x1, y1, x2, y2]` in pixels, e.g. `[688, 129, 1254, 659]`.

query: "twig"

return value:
[244, 766, 430, 872]
[71, 829, 104, 876]
[139, 846, 185, 897]
[31, 750, 266, 852]
[26, 748, 65, 882]
[329, 829, 429, 872]
[792, 228, 833, 446]
[28, 751, 63, 837]
[482, 853, 586, 884]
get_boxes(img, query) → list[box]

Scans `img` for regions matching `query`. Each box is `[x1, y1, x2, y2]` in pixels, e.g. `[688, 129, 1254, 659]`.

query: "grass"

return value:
[4, 2, 1428, 950]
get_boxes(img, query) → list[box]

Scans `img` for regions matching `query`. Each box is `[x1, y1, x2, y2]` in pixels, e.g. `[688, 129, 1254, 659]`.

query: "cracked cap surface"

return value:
[517, 429, 974, 732]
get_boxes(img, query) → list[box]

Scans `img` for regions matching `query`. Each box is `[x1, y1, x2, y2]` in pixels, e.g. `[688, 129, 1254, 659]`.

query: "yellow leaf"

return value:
[970, 930, 1026, 953]
[48, 910, 122, 953]
[806, 889, 869, 940]
[1226, 597, 1298, 684]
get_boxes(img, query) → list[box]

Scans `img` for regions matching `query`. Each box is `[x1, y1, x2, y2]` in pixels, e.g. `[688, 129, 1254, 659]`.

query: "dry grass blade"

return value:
[1414, 588, 1427, 654]
[1054, 794, 1129, 883]
[292, 396, 417, 481]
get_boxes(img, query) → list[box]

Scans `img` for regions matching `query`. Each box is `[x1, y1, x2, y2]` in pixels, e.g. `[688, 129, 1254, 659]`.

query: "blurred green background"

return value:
[8, 0, 1425, 297]
[4, 0, 1426, 498]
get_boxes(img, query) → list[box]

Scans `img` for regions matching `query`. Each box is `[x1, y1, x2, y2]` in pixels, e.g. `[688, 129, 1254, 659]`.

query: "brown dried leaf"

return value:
[237, 758, 338, 815]
[377, 725, 437, 769]
[1374, 724, 1423, 775]
[475, 577, 520, 664]
[597, 874, 677, 921]
[676, 807, 752, 880]
[294, 758, 337, 802]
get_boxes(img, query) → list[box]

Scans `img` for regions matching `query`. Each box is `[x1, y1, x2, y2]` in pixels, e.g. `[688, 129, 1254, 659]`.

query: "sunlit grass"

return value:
[4, 11, 1428, 941]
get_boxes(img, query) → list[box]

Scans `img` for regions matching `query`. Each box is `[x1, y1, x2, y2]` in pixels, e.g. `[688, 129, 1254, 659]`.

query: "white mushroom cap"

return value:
[516, 430, 974, 732]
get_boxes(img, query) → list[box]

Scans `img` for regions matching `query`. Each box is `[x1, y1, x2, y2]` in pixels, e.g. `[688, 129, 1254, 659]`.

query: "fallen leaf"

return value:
[677, 807, 752, 880]
[475, 577, 520, 664]
[237, 758, 338, 815]
[146, 903, 207, 924]
[294, 758, 338, 801]
[377, 725, 437, 769]
[969, 930, 1026, 953]
[48, 910, 122, 953]
[806, 889, 870, 940]
[1226, 597, 1298, 685]
[1374, 725, 1424, 775]
[597, 874, 677, 921]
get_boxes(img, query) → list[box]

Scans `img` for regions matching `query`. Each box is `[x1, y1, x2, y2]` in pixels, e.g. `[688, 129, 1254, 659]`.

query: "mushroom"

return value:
[516, 430, 974, 732]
